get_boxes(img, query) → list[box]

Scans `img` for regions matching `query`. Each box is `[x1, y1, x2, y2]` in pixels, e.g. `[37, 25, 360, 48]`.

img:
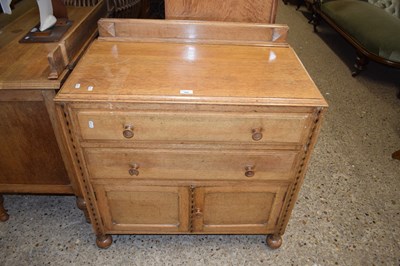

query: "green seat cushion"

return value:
[321, 0, 400, 63]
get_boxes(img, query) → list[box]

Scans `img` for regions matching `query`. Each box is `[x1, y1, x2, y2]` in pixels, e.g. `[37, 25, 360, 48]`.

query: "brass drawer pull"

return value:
[128, 163, 140, 176]
[251, 128, 263, 141]
[123, 124, 134, 139]
[245, 165, 255, 177]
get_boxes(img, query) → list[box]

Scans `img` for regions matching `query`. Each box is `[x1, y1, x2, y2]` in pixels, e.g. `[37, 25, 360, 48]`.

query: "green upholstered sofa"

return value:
[312, 0, 400, 76]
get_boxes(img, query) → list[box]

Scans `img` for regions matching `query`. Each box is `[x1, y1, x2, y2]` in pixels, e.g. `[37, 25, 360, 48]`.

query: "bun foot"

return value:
[0, 211, 9, 222]
[96, 234, 112, 249]
[266, 234, 283, 249]
[76, 197, 91, 223]
[0, 195, 9, 222]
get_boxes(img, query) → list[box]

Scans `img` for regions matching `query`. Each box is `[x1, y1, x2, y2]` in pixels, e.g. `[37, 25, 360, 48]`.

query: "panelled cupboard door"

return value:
[192, 185, 287, 234]
[93, 184, 190, 233]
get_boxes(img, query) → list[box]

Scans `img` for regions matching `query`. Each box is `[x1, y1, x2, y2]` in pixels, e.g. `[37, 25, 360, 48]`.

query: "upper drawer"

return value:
[84, 148, 300, 182]
[75, 110, 313, 144]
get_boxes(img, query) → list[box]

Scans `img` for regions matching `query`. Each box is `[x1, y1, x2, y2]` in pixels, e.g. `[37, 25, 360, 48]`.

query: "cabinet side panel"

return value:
[0, 100, 69, 186]
[277, 108, 326, 235]
[57, 103, 107, 236]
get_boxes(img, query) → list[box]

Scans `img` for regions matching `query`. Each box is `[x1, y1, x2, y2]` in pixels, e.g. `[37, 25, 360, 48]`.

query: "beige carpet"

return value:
[0, 2, 399, 265]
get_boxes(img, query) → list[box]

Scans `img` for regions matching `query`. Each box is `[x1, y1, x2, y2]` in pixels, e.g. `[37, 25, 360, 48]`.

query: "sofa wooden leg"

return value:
[296, 0, 304, 10]
[308, 15, 313, 24]
[352, 51, 369, 77]
[310, 12, 320, 32]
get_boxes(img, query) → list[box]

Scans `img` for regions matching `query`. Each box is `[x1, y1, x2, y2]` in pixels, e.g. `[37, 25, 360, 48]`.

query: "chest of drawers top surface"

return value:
[56, 22, 327, 107]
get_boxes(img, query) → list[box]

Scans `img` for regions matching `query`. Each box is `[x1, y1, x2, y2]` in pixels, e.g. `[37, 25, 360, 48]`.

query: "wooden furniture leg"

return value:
[296, 0, 305, 10]
[96, 234, 113, 249]
[392, 150, 400, 160]
[76, 197, 91, 223]
[352, 51, 369, 77]
[0, 194, 10, 222]
[311, 11, 320, 32]
[266, 234, 283, 249]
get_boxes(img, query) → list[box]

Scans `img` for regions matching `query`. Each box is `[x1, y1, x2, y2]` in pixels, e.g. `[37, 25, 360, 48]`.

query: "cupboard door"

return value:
[93, 184, 190, 233]
[192, 185, 287, 234]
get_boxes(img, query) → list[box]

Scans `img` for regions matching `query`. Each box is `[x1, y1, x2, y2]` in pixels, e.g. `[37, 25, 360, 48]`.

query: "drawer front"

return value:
[76, 110, 312, 144]
[84, 148, 300, 181]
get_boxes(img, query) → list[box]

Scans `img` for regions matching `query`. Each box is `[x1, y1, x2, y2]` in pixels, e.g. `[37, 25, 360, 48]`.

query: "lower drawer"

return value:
[84, 148, 300, 181]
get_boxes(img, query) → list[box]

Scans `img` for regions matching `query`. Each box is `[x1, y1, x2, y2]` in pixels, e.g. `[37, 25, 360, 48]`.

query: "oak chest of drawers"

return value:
[55, 19, 328, 249]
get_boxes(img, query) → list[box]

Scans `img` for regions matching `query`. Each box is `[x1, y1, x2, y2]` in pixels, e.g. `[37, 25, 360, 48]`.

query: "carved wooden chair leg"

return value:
[352, 51, 369, 77]
[0, 194, 10, 222]
[266, 234, 283, 249]
[311, 12, 320, 32]
[96, 234, 113, 249]
[392, 150, 400, 160]
[76, 197, 91, 223]
[296, 0, 304, 10]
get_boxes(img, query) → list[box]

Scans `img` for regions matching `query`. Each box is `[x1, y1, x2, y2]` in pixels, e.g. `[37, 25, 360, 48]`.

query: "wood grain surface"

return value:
[58, 41, 326, 106]
[0, 96, 69, 186]
[165, 0, 278, 23]
[0, 2, 105, 89]
[98, 19, 288, 45]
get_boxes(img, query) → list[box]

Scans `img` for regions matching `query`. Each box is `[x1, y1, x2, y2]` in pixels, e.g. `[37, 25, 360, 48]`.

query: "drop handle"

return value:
[123, 124, 134, 139]
[252, 128, 263, 141]
[245, 165, 255, 177]
[128, 163, 140, 176]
